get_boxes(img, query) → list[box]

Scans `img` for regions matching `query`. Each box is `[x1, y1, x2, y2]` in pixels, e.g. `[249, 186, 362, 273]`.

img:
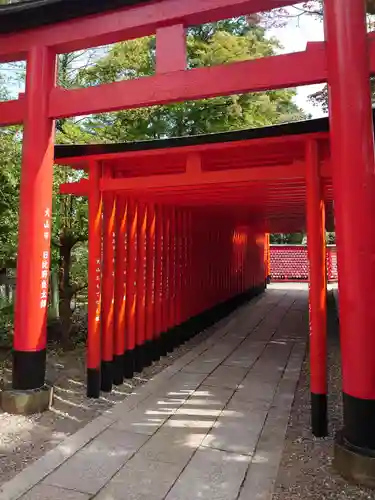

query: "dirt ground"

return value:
[0, 326, 216, 486]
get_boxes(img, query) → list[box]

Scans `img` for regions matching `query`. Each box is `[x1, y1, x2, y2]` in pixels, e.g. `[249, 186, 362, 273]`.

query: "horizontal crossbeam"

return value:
[4, 37, 375, 127]
[49, 45, 326, 119]
[100, 164, 306, 193]
[0, 98, 24, 127]
[59, 179, 89, 196]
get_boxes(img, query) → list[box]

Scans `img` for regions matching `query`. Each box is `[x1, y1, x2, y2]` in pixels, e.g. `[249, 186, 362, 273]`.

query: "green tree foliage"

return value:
[270, 233, 305, 245]
[72, 20, 304, 143]
[0, 127, 20, 267]
[0, 78, 21, 268]
[0, 79, 21, 343]
[270, 232, 336, 245]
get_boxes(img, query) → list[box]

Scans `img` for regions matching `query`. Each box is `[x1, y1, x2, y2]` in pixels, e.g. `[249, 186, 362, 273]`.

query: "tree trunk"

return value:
[50, 270, 60, 319]
[368, 0, 375, 14]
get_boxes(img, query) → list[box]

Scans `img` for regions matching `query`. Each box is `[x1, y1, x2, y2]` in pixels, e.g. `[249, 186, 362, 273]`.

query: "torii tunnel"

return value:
[1, 0, 375, 486]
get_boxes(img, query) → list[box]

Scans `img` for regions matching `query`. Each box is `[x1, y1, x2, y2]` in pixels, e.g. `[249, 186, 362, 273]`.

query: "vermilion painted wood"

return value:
[0, 0, 300, 62]
[87, 161, 102, 372]
[145, 204, 156, 343]
[156, 25, 186, 74]
[0, 98, 24, 127]
[175, 209, 183, 326]
[100, 163, 308, 191]
[54, 132, 328, 167]
[114, 196, 127, 358]
[136, 202, 147, 351]
[13, 46, 56, 354]
[306, 142, 327, 397]
[168, 207, 176, 330]
[189, 211, 197, 318]
[153, 205, 163, 339]
[187, 211, 194, 318]
[59, 179, 89, 196]
[180, 210, 188, 323]
[125, 200, 137, 351]
[161, 208, 170, 333]
[202, 215, 210, 312]
[101, 183, 116, 364]
[325, 0, 375, 401]
[49, 47, 326, 120]
[210, 224, 217, 306]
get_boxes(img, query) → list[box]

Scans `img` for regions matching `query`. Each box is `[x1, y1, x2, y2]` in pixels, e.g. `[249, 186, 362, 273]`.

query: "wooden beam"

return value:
[59, 179, 89, 196]
[101, 163, 306, 192]
[0, 0, 298, 63]
[53, 132, 328, 166]
[0, 97, 25, 126]
[156, 25, 186, 73]
[49, 45, 326, 119]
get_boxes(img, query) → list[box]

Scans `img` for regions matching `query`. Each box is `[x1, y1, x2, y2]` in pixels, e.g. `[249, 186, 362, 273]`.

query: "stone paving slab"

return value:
[95, 455, 185, 500]
[20, 485, 90, 500]
[0, 284, 308, 500]
[42, 428, 148, 495]
[165, 447, 251, 500]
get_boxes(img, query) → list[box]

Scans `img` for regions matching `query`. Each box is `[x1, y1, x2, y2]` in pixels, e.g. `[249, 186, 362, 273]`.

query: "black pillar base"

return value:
[123, 349, 134, 379]
[87, 368, 100, 398]
[166, 328, 176, 353]
[333, 393, 375, 488]
[152, 337, 161, 362]
[159, 332, 168, 357]
[100, 360, 113, 393]
[143, 340, 153, 368]
[12, 349, 46, 390]
[134, 344, 145, 373]
[342, 393, 375, 450]
[113, 354, 124, 386]
[334, 431, 375, 488]
[311, 393, 328, 437]
[172, 325, 183, 349]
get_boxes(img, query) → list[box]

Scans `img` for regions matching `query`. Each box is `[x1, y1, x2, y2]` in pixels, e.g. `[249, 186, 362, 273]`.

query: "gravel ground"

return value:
[273, 295, 375, 500]
[0, 315, 231, 486]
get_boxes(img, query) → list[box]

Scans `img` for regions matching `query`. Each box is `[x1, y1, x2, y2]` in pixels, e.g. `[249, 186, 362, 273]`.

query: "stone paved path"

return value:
[0, 284, 308, 500]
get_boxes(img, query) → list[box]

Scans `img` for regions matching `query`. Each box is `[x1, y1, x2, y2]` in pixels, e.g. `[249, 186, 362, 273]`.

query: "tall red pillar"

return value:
[168, 207, 177, 350]
[154, 205, 164, 358]
[325, 0, 375, 477]
[87, 162, 103, 397]
[101, 174, 115, 392]
[161, 207, 170, 353]
[13, 46, 56, 391]
[306, 140, 328, 437]
[145, 204, 156, 363]
[113, 196, 127, 385]
[124, 200, 137, 379]
[135, 202, 147, 372]
[175, 209, 183, 330]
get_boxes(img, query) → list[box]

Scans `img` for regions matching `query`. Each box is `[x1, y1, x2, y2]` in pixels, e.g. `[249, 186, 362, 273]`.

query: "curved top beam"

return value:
[0, 0, 299, 62]
[0, 0, 154, 35]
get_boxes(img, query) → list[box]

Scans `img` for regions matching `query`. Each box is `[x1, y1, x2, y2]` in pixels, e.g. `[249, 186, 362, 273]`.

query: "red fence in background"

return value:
[270, 245, 338, 282]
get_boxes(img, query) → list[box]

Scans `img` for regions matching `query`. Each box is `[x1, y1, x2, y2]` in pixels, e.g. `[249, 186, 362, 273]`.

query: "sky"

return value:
[268, 6, 326, 118]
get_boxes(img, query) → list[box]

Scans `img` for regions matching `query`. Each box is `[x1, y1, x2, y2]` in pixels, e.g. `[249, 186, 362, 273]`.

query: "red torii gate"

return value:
[1, 0, 375, 486]
[55, 119, 334, 395]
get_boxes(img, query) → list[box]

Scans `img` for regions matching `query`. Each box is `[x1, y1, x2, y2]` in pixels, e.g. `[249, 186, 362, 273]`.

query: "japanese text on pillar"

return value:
[40, 208, 51, 309]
